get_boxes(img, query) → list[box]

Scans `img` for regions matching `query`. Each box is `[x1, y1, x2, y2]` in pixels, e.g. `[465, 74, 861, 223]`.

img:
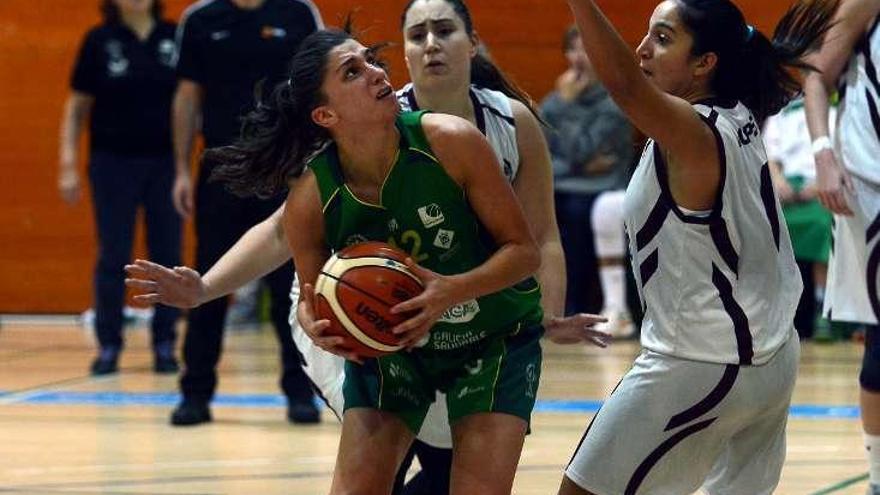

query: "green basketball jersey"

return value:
[308, 111, 543, 350]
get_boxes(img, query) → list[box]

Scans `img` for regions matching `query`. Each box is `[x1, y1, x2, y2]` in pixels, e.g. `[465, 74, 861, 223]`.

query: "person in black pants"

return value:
[169, 0, 323, 426]
[59, 0, 181, 376]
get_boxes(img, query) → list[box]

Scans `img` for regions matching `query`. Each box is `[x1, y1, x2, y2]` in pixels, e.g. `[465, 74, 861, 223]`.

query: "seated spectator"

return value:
[541, 25, 635, 337]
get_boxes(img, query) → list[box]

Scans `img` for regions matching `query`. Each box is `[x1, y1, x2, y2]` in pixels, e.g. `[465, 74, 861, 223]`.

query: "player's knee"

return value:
[590, 192, 626, 258]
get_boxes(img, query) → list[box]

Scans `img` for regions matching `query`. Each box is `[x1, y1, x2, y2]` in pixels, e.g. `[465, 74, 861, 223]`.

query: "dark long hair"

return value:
[206, 30, 353, 198]
[100, 0, 164, 24]
[676, 0, 838, 122]
[400, 0, 542, 121]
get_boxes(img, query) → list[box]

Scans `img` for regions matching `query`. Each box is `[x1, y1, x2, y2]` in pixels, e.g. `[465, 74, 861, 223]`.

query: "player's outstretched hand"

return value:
[125, 259, 205, 308]
[390, 258, 457, 348]
[298, 283, 362, 363]
[544, 313, 611, 347]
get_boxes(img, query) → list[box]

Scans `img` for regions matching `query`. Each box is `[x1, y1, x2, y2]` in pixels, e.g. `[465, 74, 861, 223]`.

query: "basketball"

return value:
[314, 242, 424, 357]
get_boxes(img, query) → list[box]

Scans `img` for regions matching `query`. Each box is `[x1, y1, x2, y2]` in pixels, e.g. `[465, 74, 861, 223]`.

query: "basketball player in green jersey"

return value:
[205, 29, 545, 494]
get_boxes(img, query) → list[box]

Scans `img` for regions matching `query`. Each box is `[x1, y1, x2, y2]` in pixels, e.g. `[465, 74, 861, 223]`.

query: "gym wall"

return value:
[0, 0, 788, 312]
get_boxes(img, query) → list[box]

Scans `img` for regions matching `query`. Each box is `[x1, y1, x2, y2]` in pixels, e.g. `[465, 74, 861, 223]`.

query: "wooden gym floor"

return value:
[0, 322, 867, 494]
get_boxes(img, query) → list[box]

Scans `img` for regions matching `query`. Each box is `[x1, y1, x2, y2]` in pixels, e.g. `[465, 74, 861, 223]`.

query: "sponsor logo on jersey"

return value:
[464, 358, 483, 375]
[432, 329, 487, 350]
[261, 26, 287, 39]
[210, 30, 231, 41]
[387, 362, 413, 381]
[393, 387, 421, 405]
[438, 300, 480, 324]
[417, 203, 444, 228]
[456, 385, 485, 399]
[525, 363, 538, 398]
[737, 115, 760, 146]
[104, 40, 128, 77]
[157, 39, 177, 67]
[438, 242, 461, 262]
[107, 58, 129, 77]
[433, 229, 454, 249]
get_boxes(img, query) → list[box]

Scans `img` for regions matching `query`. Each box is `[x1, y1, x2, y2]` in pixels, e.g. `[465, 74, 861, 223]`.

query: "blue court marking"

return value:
[535, 401, 860, 419]
[0, 391, 861, 419]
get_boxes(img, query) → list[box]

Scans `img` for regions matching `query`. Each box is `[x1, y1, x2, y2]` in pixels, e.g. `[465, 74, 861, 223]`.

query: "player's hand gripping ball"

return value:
[314, 242, 424, 357]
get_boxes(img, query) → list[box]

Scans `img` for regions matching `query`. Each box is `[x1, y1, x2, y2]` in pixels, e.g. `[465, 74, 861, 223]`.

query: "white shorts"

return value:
[823, 173, 880, 324]
[564, 331, 799, 495]
[288, 281, 453, 448]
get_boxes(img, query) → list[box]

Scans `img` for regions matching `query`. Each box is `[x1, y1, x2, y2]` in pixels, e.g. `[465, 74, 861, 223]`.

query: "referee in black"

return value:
[170, 0, 323, 426]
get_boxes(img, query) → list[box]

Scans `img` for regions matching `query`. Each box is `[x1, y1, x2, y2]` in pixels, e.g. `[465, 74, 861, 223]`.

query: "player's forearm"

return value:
[201, 215, 292, 303]
[172, 86, 200, 174]
[803, 74, 832, 141]
[447, 240, 541, 303]
[566, 0, 644, 106]
[536, 239, 567, 320]
[59, 95, 90, 168]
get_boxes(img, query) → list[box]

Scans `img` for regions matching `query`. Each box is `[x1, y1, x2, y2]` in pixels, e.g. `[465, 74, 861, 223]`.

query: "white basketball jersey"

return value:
[837, 16, 880, 183]
[397, 83, 520, 181]
[624, 100, 801, 365]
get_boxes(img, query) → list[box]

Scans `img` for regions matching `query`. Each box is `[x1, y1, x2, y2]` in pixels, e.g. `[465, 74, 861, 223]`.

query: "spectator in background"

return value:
[168, 0, 322, 426]
[58, 0, 181, 376]
[764, 98, 835, 340]
[541, 25, 635, 337]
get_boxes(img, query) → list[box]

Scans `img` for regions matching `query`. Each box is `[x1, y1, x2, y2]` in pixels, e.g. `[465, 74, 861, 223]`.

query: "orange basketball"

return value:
[314, 242, 424, 358]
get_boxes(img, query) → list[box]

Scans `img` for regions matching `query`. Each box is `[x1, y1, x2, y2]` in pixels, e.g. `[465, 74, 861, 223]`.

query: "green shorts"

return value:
[342, 324, 543, 434]
[781, 176, 832, 263]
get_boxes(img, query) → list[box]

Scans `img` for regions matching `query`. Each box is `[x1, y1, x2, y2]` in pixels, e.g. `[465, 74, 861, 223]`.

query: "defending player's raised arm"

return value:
[565, 0, 717, 184]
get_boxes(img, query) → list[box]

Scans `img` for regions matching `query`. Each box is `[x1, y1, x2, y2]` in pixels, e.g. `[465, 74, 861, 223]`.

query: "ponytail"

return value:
[677, 0, 838, 122]
[206, 80, 329, 198]
[205, 29, 353, 198]
[471, 47, 544, 124]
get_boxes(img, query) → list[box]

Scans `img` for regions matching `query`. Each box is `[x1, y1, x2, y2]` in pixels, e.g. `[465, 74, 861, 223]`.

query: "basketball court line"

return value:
[0, 390, 862, 419]
[808, 472, 870, 494]
[3, 456, 337, 478]
[0, 469, 336, 492]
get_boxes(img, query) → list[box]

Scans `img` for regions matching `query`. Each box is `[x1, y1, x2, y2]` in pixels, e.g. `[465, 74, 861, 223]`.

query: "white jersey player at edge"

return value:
[557, 0, 836, 493]
[804, 0, 880, 492]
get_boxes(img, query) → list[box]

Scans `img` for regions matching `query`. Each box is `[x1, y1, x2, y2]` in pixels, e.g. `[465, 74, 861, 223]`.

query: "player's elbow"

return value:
[519, 240, 542, 277]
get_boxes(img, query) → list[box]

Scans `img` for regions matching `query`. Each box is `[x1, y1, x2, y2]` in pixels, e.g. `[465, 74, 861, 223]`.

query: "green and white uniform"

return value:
[309, 111, 543, 433]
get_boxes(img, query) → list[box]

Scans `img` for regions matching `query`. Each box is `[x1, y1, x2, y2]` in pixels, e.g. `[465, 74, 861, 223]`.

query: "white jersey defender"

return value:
[824, 16, 880, 325]
[290, 85, 521, 448]
[566, 99, 802, 495]
[627, 100, 801, 365]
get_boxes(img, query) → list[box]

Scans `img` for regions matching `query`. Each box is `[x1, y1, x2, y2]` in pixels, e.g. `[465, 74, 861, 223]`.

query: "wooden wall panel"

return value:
[0, 0, 789, 312]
